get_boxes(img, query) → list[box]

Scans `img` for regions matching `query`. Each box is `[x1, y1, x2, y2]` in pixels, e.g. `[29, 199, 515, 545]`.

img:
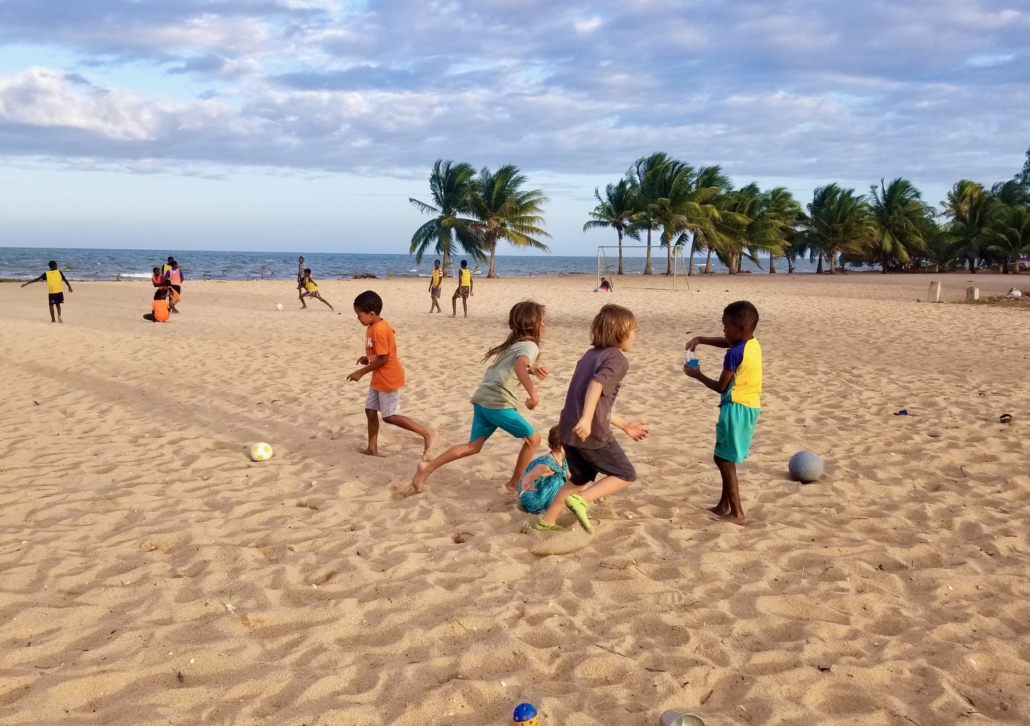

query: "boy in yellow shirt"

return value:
[451, 259, 474, 318]
[22, 260, 73, 323]
[428, 259, 443, 313]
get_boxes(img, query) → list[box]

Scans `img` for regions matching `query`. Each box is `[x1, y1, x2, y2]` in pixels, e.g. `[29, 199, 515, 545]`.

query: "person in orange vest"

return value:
[22, 260, 73, 323]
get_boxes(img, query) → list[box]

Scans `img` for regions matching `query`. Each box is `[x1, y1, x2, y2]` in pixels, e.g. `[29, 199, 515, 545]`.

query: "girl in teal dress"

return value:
[517, 426, 569, 514]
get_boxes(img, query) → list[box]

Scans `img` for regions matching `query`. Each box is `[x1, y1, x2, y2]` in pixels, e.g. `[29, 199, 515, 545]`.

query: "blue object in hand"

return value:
[685, 351, 699, 368]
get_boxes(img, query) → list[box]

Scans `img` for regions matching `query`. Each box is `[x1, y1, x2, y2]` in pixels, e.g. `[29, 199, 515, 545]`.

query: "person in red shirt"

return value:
[347, 290, 436, 458]
[144, 289, 170, 322]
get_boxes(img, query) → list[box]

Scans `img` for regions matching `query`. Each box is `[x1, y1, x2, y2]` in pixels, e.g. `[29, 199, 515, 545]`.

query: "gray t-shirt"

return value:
[470, 341, 540, 410]
[559, 347, 629, 449]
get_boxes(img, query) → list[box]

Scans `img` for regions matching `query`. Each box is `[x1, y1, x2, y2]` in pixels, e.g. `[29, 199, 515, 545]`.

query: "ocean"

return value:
[0, 247, 821, 281]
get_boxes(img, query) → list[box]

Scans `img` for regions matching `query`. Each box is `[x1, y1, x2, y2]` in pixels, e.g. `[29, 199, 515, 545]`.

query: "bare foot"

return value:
[359, 446, 386, 458]
[449, 314, 456, 318]
[717, 513, 749, 526]
[707, 504, 731, 516]
[503, 478, 519, 493]
[412, 461, 431, 493]
[422, 429, 438, 461]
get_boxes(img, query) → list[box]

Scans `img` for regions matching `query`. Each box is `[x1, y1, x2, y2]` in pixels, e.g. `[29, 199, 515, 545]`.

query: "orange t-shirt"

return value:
[152, 299, 170, 322]
[365, 319, 405, 392]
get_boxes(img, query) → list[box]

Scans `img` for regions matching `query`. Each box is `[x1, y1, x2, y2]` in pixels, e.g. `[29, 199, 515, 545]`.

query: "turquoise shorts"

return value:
[714, 403, 760, 463]
[470, 404, 535, 442]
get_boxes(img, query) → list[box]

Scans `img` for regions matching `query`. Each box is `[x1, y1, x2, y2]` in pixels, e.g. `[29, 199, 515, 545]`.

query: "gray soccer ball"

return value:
[789, 450, 824, 483]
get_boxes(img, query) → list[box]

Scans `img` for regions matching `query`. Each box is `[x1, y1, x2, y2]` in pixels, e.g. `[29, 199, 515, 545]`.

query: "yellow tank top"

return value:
[45, 270, 64, 293]
[305, 279, 318, 292]
[431, 269, 442, 286]
[460, 268, 471, 286]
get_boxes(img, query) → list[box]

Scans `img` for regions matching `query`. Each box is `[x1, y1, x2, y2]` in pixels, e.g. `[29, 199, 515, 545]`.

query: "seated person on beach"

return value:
[594, 277, 614, 292]
[144, 289, 170, 322]
[517, 426, 569, 515]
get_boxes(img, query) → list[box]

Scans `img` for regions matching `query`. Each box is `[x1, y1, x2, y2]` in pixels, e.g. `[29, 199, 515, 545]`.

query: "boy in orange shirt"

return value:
[144, 289, 171, 322]
[347, 290, 436, 458]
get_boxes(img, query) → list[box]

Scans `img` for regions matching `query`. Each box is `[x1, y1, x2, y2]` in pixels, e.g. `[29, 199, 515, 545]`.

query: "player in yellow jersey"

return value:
[299, 268, 334, 310]
[22, 260, 73, 323]
[451, 259, 474, 318]
[428, 259, 443, 313]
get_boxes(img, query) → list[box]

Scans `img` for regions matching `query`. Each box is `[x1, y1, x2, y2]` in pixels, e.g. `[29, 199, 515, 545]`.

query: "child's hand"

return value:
[356, 356, 369, 365]
[685, 336, 701, 351]
[621, 421, 650, 441]
[530, 365, 549, 380]
[526, 393, 540, 410]
[683, 364, 702, 380]
[572, 417, 591, 441]
[346, 370, 364, 382]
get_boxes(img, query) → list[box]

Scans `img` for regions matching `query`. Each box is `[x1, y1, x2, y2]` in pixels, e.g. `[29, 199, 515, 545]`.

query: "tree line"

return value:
[409, 148, 1030, 277]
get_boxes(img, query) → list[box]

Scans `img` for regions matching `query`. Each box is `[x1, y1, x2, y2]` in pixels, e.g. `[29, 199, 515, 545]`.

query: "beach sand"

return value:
[1, 272, 1028, 726]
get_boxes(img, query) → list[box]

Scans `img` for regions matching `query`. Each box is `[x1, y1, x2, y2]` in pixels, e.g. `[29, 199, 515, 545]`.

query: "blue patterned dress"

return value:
[518, 454, 570, 514]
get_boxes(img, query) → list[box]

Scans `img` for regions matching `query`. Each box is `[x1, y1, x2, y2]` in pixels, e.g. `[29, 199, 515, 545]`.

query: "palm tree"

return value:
[921, 219, 960, 273]
[718, 183, 795, 274]
[409, 160, 483, 274]
[468, 165, 550, 278]
[988, 204, 1030, 274]
[763, 187, 802, 273]
[584, 179, 636, 275]
[626, 152, 672, 275]
[942, 180, 999, 273]
[868, 178, 931, 272]
[684, 166, 737, 276]
[800, 184, 873, 273]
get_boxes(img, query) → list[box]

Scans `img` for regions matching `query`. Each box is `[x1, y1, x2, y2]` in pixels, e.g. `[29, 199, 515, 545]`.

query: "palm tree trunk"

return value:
[769, 255, 776, 274]
[704, 248, 713, 274]
[687, 235, 696, 276]
[644, 229, 653, 275]
[727, 252, 738, 274]
[828, 252, 836, 273]
[443, 251, 452, 277]
[488, 243, 497, 278]
[817, 254, 824, 274]
[617, 229, 624, 275]
[665, 241, 673, 276]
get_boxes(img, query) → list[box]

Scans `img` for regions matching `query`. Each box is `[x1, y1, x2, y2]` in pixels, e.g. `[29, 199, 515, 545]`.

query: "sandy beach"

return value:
[1, 272, 1028, 726]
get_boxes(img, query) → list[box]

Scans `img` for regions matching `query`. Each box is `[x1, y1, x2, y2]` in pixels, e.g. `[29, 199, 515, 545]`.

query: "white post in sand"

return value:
[966, 287, 979, 301]
[928, 281, 942, 303]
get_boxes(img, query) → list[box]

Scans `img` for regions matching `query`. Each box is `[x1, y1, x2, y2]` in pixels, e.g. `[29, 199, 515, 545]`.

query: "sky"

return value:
[0, 0, 1028, 254]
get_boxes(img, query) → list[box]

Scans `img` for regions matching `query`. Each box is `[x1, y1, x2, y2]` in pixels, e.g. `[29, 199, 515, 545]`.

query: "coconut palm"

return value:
[988, 204, 1030, 274]
[626, 152, 673, 275]
[684, 166, 737, 275]
[868, 178, 932, 272]
[942, 180, 999, 273]
[763, 187, 802, 273]
[409, 160, 483, 274]
[584, 179, 637, 275]
[800, 184, 873, 273]
[467, 164, 550, 278]
[718, 183, 796, 274]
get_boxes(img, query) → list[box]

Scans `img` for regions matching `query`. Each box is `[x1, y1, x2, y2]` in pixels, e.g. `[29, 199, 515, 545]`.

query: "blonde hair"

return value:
[483, 301, 545, 362]
[590, 304, 636, 348]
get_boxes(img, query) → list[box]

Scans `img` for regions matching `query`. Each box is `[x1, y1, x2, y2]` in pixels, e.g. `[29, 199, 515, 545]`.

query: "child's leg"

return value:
[539, 481, 581, 524]
[317, 295, 334, 310]
[48, 302, 57, 323]
[382, 414, 437, 458]
[462, 294, 468, 317]
[713, 456, 747, 525]
[55, 302, 62, 322]
[539, 475, 631, 525]
[362, 408, 381, 456]
[412, 437, 486, 492]
[505, 431, 541, 492]
[143, 313, 156, 322]
[450, 291, 458, 316]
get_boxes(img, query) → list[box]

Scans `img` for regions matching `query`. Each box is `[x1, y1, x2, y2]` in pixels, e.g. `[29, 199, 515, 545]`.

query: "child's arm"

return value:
[519, 462, 553, 492]
[684, 363, 735, 393]
[514, 355, 540, 409]
[610, 413, 649, 441]
[571, 381, 603, 440]
[20, 274, 45, 288]
[470, 276, 474, 295]
[686, 336, 732, 351]
[347, 353, 390, 382]
[61, 272, 73, 292]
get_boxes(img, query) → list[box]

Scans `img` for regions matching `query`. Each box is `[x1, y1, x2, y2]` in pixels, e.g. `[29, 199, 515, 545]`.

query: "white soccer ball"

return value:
[250, 442, 273, 462]
[275, 303, 284, 311]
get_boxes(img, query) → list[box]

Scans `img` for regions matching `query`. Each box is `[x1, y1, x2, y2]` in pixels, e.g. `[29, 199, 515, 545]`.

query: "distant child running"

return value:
[164, 260, 183, 313]
[683, 300, 762, 525]
[429, 259, 443, 313]
[451, 259, 474, 317]
[517, 426, 569, 515]
[534, 304, 649, 532]
[21, 260, 73, 323]
[347, 290, 436, 458]
[144, 288, 171, 322]
[296, 256, 306, 304]
[300, 269, 334, 310]
[412, 301, 549, 493]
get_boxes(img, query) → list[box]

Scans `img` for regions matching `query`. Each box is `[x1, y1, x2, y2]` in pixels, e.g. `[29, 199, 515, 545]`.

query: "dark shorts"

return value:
[170, 285, 181, 294]
[431, 285, 442, 299]
[453, 286, 470, 299]
[565, 440, 636, 485]
[48, 292, 64, 305]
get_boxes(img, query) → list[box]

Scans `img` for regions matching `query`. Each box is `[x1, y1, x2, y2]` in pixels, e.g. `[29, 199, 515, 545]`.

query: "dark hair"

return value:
[48, 260, 58, 269]
[171, 261, 179, 268]
[354, 290, 383, 314]
[304, 268, 312, 275]
[460, 260, 468, 268]
[154, 288, 167, 300]
[724, 300, 759, 330]
[153, 267, 160, 275]
[590, 304, 636, 348]
[483, 301, 545, 361]
[167, 257, 174, 262]
[547, 425, 562, 451]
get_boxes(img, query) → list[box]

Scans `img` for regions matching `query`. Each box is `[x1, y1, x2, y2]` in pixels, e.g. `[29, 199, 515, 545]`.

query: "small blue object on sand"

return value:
[894, 409, 908, 416]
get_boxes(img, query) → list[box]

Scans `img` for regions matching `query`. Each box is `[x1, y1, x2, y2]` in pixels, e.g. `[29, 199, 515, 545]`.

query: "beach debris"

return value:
[275, 303, 284, 311]
[966, 287, 979, 301]
[660, 711, 707, 726]
[894, 409, 908, 416]
[1000, 413, 1012, 424]
[453, 531, 473, 544]
[224, 602, 236, 613]
[353, 272, 377, 279]
[1007, 288, 1022, 299]
[928, 280, 942, 303]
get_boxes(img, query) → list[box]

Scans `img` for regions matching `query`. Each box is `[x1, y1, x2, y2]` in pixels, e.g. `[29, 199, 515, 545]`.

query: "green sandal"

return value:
[531, 518, 564, 531]
[564, 494, 594, 533]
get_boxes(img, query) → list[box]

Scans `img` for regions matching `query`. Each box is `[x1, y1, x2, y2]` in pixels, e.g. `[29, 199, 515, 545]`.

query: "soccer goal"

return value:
[597, 245, 689, 290]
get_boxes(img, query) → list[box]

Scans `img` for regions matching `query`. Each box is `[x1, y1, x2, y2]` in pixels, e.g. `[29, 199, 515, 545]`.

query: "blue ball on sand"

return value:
[789, 451, 824, 483]
[513, 703, 538, 725]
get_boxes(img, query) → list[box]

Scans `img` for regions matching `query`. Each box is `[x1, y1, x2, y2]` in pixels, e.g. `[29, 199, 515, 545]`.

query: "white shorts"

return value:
[366, 388, 400, 417]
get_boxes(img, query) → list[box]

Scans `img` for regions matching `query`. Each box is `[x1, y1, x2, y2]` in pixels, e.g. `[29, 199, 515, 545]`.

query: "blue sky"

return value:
[0, 0, 1027, 254]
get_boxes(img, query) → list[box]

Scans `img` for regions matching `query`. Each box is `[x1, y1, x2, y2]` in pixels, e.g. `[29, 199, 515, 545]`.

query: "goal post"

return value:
[597, 245, 689, 290]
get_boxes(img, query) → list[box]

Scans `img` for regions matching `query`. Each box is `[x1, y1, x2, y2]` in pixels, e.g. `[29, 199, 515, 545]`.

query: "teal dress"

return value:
[518, 455, 570, 514]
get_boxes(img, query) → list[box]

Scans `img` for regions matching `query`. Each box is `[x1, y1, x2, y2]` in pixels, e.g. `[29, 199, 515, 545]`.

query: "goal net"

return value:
[597, 245, 688, 290]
